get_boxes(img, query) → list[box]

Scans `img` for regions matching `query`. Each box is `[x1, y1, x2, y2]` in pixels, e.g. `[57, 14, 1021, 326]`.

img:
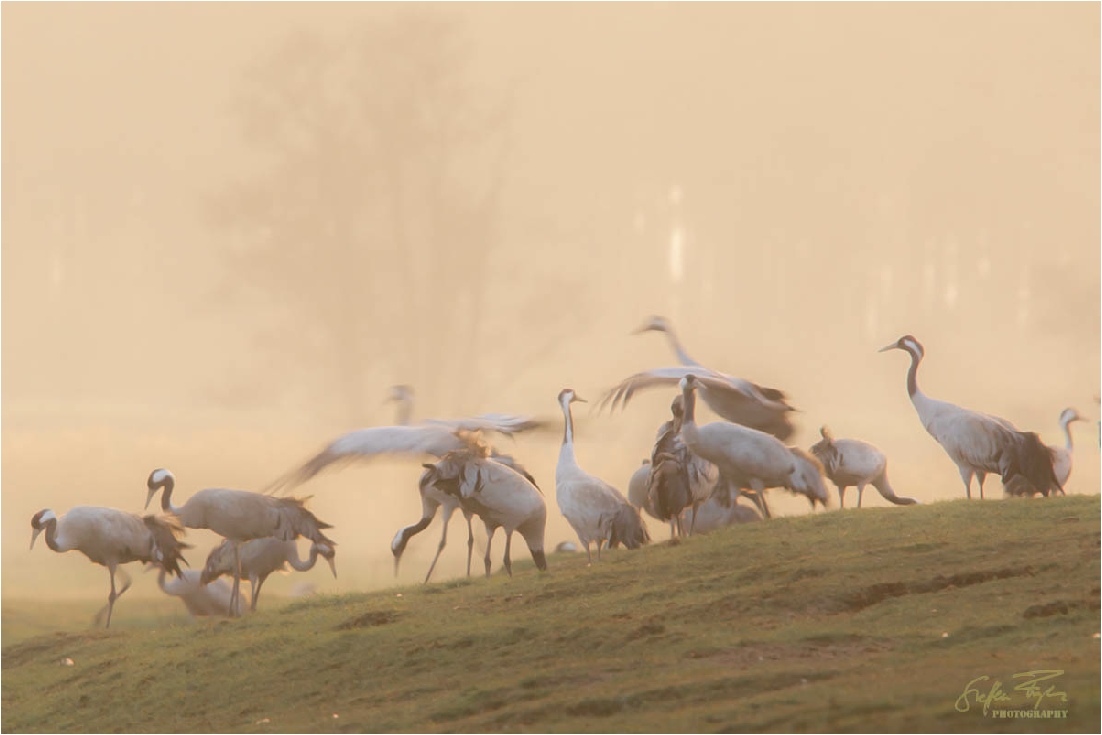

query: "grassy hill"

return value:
[3, 495, 1099, 733]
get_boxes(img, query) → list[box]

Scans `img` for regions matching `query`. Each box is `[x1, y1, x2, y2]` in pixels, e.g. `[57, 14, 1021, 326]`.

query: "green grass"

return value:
[3, 496, 1099, 733]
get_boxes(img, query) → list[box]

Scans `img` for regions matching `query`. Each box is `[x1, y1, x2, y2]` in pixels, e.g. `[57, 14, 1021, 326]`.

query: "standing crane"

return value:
[419, 448, 548, 577]
[145, 469, 335, 617]
[676, 374, 827, 518]
[879, 335, 1061, 498]
[809, 426, 918, 508]
[556, 388, 649, 563]
[1049, 407, 1086, 492]
[201, 538, 337, 611]
[31, 506, 189, 628]
[597, 315, 797, 440]
[647, 394, 720, 536]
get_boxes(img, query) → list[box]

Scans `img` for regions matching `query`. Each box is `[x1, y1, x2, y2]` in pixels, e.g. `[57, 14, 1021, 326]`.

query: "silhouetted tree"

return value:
[207, 9, 512, 422]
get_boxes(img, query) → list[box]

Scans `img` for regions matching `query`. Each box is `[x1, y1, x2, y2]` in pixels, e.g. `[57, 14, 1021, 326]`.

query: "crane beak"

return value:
[572, 395, 588, 404]
[877, 343, 897, 353]
[143, 488, 157, 511]
[325, 556, 338, 579]
[30, 527, 43, 551]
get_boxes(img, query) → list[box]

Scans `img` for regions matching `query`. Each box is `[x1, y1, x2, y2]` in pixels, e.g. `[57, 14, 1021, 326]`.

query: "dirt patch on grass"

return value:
[686, 636, 894, 667]
[335, 610, 401, 629]
[834, 566, 1035, 613]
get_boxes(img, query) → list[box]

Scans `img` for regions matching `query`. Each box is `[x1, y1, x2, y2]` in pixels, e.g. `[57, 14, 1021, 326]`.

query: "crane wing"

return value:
[265, 425, 471, 494]
[421, 413, 551, 435]
[598, 368, 795, 440]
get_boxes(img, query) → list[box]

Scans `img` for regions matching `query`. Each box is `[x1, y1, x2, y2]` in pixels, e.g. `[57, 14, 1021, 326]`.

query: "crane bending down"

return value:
[418, 449, 548, 577]
[202, 538, 336, 611]
[686, 485, 763, 534]
[556, 388, 649, 562]
[145, 469, 335, 617]
[1049, 407, 1086, 493]
[809, 426, 918, 508]
[597, 315, 797, 441]
[265, 387, 544, 583]
[676, 374, 827, 518]
[154, 568, 242, 618]
[879, 335, 1061, 498]
[31, 506, 189, 628]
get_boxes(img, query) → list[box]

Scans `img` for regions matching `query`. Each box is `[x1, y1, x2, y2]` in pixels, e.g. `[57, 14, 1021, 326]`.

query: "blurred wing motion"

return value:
[267, 421, 541, 495]
[597, 366, 796, 441]
[422, 413, 551, 436]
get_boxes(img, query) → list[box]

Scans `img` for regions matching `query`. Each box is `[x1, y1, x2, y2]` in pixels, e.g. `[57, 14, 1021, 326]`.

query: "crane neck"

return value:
[394, 398, 413, 427]
[41, 517, 60, 552]
[287, 543, 320, 572]
[156, 477, 183, 516]
[560, 399, 575, 447]
[905, 346, 922, 399]
[1062, 421, 1075, 451]
[663, 329, 699, 367]
[680, 384, 698, 426]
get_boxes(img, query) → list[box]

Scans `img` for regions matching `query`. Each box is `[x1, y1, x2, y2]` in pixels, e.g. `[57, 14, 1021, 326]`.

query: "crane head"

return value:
[29, 509, 56, 550]
[316, 543, 337, 579]
[678, 374, 701, 392]
[878, 335, 924, 359]
[145, 468, 174, 510]
[557, 388, 586, 405]
[632, 315, 670, 335]
[385, 384, 414, 404]
[1059, 407, 1085, 426]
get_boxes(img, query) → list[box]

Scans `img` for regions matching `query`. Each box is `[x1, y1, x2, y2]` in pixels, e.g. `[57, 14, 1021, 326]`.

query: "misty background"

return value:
[3, 4, 1099, 602]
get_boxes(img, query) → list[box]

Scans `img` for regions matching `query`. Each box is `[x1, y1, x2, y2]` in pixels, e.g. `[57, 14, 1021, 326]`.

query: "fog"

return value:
[3, 4, 1098, 602]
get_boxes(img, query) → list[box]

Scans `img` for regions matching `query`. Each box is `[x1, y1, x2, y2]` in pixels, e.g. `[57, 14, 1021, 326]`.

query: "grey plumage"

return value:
[809, 426, 918, 508]
[880, 335, 1062, 498]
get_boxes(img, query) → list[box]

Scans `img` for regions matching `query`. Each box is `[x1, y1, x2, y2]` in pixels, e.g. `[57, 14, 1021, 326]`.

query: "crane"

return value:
[647, 394, 720, 536]
[556, 388, 649, 562]
[201, 538, 336, 611]
[879, 334, 1061, 498]
[809, 426, 918, 508]
[1050, 407, 1087, 492]
[419, 448, 548, 577]
[264, 387, 544, 583]
[145, 468, 335, 617]
[676, 374, 827, 518]
[154, 567, 242, 618]
[598, 315, 797, 440]
[31, 506, 189, 628]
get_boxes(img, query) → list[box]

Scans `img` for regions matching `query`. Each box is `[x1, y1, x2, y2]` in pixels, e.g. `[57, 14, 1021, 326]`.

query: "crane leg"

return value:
[483, 528, 495, 578]
[424, 506, 454, 584]
[749, 480, 772, 519]
[98, 565, 132, 628]
[689, 503, 700, 536]
[857, 485, 865, 509]
[959, 467, 973, 499]
[230, 543, 243, 618]
[584, 539, 593, 565]
[251, 575, 266, 612]
[977, 472, 987, 500]
[465, 513, 475, 578]
[503, 531, 513, 577]
[838, 486, 847, 509]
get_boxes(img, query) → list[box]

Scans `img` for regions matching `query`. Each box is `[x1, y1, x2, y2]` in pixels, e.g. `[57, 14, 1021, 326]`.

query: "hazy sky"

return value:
[3, 3, 1098, 603]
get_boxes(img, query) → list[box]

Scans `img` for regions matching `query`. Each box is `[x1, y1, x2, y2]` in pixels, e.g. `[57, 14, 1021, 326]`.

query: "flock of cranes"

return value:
[30, 317, 1089, 627]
